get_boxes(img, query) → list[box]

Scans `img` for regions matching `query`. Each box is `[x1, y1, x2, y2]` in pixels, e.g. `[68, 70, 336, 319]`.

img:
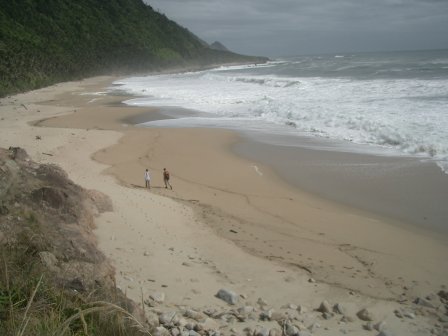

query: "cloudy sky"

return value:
[145, 0, 448, 57]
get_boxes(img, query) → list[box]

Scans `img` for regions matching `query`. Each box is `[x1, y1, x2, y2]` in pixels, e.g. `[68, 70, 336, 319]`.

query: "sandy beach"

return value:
[1, 76, 447, 335]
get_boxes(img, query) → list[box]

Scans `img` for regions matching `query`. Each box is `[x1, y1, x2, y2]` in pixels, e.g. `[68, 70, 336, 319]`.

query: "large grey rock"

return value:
[216, 288, 239, 305]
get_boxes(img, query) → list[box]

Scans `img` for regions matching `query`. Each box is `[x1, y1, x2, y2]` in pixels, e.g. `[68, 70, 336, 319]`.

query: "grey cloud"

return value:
[145, 0, 448, 56]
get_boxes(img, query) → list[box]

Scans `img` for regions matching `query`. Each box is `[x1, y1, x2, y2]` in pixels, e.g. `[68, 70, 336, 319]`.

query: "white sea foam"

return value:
[112, 52, 448, 174]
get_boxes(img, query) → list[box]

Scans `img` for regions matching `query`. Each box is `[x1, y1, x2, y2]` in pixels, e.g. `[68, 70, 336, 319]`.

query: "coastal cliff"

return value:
[0, 147, 146, 335]
[0, 0, 267, 97]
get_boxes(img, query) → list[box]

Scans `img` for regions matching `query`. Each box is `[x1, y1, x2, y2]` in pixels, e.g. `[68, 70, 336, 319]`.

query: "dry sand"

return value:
[1, 76, 447, 335]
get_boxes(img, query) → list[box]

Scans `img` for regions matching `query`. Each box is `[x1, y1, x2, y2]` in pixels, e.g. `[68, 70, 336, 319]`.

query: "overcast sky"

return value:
[144, 0, 448, 57]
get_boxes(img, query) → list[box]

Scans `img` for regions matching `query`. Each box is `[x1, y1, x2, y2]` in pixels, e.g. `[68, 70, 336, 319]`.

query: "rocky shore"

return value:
[141, 286, 448, 336]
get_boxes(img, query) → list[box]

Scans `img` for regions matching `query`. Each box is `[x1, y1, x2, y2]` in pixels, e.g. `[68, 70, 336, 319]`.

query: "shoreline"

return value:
[233, 132, 448, 237]
[37, 78, 448, 297]
[1, 76, 447, 335]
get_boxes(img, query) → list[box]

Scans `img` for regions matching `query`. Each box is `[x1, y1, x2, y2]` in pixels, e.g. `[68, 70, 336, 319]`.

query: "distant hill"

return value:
[0, 0, 267, 97]
[210, 41, 229, 52]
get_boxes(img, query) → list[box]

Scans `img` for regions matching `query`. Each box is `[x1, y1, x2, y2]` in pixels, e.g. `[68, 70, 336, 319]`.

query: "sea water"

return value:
[111, 49, 448, 174]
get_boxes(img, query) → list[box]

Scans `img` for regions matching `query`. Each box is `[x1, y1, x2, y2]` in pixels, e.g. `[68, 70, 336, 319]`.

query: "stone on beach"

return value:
[216, 288, 239, 305]
[151, 292, 166, 303]
[317, 300, 332, 314]
[357, 308, 375, 321]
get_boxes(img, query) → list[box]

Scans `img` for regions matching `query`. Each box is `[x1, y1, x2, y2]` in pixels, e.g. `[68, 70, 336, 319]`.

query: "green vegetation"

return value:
[0, 245, 149, 336]
[0, 0, 266, 97]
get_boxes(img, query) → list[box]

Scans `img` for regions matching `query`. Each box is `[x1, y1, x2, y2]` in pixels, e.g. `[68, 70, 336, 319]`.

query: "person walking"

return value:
[163, 168, 172, 190]
[144, 169, 151, 189]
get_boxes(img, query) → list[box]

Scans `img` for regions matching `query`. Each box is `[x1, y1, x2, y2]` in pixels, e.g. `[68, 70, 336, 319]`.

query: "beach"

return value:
[1, 76, 447, 335]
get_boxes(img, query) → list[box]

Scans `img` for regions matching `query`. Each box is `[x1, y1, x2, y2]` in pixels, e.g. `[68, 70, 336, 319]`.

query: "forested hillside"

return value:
[0, 0, 266, 97]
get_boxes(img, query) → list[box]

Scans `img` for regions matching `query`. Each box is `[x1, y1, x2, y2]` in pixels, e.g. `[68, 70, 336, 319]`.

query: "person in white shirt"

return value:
[144, 169, 151, 189]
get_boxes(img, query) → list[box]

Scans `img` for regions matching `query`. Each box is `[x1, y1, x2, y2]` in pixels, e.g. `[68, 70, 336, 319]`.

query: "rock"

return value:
[175, 318, 188, 327]
[403, 311, 415, 319]
[393, 309, 403, 318]
[203, 308, 219, 318]
[374, 321, 387, 332]
[147, 311, 160, 327]
[198, 318, 219, 331]
[323, 312, 334, 319]
[269, 328, 282, 336]
[341, 315, 355, 323]
[150, 292, 166, 303]
[243, 327, 253, 336]
[184, 309, 206, 322]
[297, 305, 307, 314]
[216, 289, 239, 305]
[308, 278, 316, 283]
[154, 326, 171, 336]
[171, 328, 181, 336]
[257, 298, 268, 307]
[357, 308, 375, 321]
[377, 331, 394, 336]
[188, 330, 200, 336]
[238, 306, 255, 315]
[184, 322, 195, 330]
[284, 323, 299, 336]
[333, 303, 346, 315]
[270, 311, 287, 322]
[253, 327, 270, 336]
[160, 311, 177, 325]
[308, 323, 320, 333]
[260, 308, 274, 321]
[438, 290, 448, 301]
[0, 231, 5, 244]
[298, 331, 311, 336]
[414, 297, 436, 309]
[317, 300, 332, 314]
[364, 322, 374, 331]
[282, 303, 298, 310]
[38, 251, 59, 272]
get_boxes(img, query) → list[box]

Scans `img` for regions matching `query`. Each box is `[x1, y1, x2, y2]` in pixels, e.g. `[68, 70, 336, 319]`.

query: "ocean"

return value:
[111, 49, 448, 174]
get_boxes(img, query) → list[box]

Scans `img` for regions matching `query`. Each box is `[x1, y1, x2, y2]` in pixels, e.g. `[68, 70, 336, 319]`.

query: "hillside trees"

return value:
[0, 0, 265, 96]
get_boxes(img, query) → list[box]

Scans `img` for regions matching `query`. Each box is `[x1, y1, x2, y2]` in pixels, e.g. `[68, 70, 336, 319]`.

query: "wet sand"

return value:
[234, 134, 448, 236]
